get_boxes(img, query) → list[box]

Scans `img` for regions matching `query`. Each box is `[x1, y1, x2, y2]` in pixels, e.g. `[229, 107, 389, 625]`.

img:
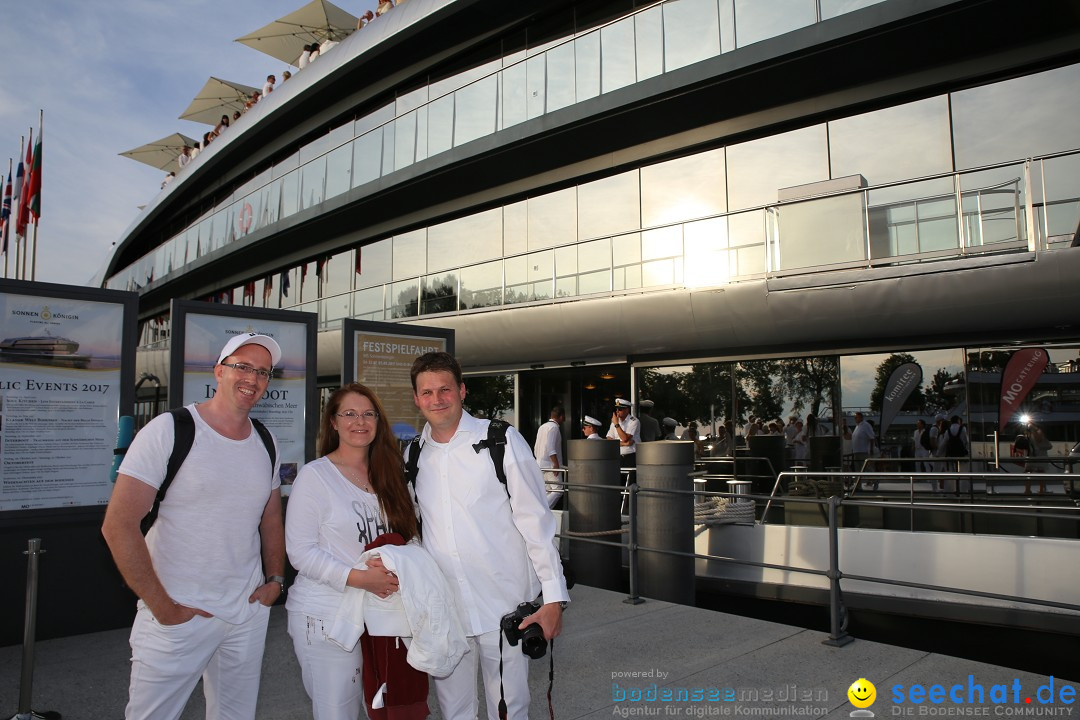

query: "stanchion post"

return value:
[624, 483, 643, 605]
[822, 497, 853, 647]
[13, 538, 44, 720]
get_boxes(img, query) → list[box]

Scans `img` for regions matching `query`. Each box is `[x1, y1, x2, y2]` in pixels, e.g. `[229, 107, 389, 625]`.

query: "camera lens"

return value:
[520, 625, 547, 659]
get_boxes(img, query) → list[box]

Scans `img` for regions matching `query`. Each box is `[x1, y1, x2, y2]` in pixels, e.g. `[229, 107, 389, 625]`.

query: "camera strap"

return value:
[497, 634, 555, 720]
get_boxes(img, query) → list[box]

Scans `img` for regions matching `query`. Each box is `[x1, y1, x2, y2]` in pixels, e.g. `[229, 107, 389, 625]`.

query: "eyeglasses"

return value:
[221, 362, 273, 381]
[336, 410, 379, 422]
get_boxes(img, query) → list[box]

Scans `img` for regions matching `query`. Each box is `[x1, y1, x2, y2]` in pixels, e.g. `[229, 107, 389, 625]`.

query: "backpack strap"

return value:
[141, 410, 277, 534]
[141, 408, 195, 534]
[404, 435, 422, 487]
[472, 419, 510, 494]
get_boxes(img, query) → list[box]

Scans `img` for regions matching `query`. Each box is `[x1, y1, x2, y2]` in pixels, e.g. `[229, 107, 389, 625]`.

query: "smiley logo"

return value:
[848, 678, 876, 708]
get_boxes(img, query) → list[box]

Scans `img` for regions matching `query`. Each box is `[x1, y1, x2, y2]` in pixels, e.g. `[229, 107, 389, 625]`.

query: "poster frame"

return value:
[0, 278, 138, 524]
[341, 319, 455, 386]
[169, 299, 318, 466]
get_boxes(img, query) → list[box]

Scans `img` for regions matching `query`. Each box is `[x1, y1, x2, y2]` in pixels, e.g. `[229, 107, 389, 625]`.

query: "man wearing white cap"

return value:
[582, 415, 605, 439]
[637, 399, 660, 442]
[607, 398, 641, 471]
[103, 332, 285, 720]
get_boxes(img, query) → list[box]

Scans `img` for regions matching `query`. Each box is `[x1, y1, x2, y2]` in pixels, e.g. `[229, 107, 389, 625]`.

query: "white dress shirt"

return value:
[410, 411, 568, 636]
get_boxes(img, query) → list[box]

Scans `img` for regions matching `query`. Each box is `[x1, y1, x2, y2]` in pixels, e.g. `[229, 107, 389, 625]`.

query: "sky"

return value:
[0, 0, 378, 288]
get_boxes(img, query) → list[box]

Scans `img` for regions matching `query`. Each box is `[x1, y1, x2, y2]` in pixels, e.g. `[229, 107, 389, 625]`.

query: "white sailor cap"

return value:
[583, 415, 604, 428]
[639, 399, 655, 409]
[662, 417, 677, 429]
[614, 398, 632, 408]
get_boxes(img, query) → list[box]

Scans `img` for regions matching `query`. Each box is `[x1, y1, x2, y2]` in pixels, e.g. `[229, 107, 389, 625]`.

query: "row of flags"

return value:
[1, 111, 43, 270]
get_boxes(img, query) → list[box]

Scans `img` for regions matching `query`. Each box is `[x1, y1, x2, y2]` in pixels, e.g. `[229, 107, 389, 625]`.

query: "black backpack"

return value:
[140, 407, 276, 534]
[919, 428, 932, 451]
[944, 425, 967, 457]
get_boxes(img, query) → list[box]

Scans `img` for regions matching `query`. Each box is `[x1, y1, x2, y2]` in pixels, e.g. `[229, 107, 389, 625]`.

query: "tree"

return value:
[737, 361, 783, 422]
[463, 374, 514, 419]
[638, 368, 687, 422]
[870, 353, 926, 413]
[775, 355, 840, 419]
[925, 367, 958, 413]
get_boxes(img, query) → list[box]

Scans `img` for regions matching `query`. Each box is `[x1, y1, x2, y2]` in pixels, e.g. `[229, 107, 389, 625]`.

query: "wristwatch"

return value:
[267, 575, 286, 593]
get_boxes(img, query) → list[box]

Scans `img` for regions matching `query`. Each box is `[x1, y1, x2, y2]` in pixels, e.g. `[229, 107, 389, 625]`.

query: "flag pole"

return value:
[21, 127, 31, 282]
[30, 110, 42, 281]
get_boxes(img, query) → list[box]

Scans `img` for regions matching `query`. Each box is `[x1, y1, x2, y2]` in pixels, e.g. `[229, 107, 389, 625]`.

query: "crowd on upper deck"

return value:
[163, 0, 407, 188]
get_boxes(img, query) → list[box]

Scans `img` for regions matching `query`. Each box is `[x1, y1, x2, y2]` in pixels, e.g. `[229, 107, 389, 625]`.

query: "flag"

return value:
[355, 247, 362, 275]
[27, 121, 41, 221]
[263, 274, 273, 304]
[1, 165, 11, 253]
[12, 145, 24, 240]
[280, 270, 290, 298]
[16, 129, 31, 237]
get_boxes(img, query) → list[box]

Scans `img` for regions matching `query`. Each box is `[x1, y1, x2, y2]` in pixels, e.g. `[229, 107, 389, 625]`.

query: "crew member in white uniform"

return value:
[533, 405, 565, 508]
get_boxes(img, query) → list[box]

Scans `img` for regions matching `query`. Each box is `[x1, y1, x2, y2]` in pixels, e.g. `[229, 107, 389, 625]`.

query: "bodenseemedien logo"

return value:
[848, 678, 877, 717]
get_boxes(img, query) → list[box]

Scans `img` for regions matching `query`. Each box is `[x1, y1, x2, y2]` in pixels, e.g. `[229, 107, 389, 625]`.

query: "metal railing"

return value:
[555, 467, 1080, 648]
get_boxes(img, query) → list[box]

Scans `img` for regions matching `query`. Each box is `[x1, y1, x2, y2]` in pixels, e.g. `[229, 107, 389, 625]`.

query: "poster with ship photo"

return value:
[170, 301, 317, 496]
[0, 285, 135, 513]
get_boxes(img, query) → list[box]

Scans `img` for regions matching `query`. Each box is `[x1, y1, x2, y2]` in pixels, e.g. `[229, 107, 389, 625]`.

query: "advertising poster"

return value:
[346, 322, 453, 440]
[0, 295, 125, 512]
[179, 312, 311, 493]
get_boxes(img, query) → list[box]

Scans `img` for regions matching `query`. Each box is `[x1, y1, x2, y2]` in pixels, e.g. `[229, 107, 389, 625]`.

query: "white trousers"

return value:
[126, 603, 270, 720]
[434, 629, 531, 720]
[287, 611, 364, 720]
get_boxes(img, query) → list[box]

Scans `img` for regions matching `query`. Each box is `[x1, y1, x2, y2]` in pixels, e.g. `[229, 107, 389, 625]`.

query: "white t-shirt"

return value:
[285, 456, 390, 620]
[118, 404, 280, 624]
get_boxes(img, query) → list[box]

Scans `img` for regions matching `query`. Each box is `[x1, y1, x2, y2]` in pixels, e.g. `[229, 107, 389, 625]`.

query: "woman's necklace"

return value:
[331, 455, 373, 493]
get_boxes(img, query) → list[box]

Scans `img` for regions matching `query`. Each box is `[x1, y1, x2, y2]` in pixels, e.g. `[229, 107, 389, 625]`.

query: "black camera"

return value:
[500, 601, 547, 659]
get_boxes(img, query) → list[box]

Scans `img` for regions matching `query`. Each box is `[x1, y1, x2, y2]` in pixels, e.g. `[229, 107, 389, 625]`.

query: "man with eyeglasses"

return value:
[103, 333, 286, 720]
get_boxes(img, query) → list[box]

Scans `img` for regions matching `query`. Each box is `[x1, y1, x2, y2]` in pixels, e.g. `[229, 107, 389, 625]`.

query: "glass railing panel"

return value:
[320, 292, 351, 324]
[414, 105, 429, 163]
[460, 260, 504, 310]
[500, 60, 528, 130]
[324, 143, 353, 200]
[820, 0, 889, 20]
[299, 132, 331, 165]
[526, 54, 546, 120]
[775, 192, 866, 271]
[734, 0, 816, 48]
[601, 16, 636, 94]
[554, 244, 577, 298]
[300, 155, 327, 211]
[395, 111, 418, 170]
[1038, 153, 1080, 247]
[454, 75, 497, 147]
[642, 225, 684, 286]
[959, 165, 1026, 249]
[421, 272, 458, 314]
[575, 32, 601, 103]
[153, 244, 168, 281]
[197, 216, 213, 258]
[635, 6, 664, 82]
[612, 232, 642, 291]
[211, 206, 231, 251]
[280, 170, 300, 219]
[504, 255, 529, 306]
[664, 0, 721, 72]
[353, 285, 385, 322]
[388, 279, 420, 318]
[381, 122, 396, 176]
[262, 178, 282, 227]
[546, 41, 577, 113]
[428, 95, 454, 156]
[272, 150, 299, 180]
[578, 237, 612, 295]
[683, 217, 729, 287]
[866, 177, 955, 260]
[352, 130, 383, 188]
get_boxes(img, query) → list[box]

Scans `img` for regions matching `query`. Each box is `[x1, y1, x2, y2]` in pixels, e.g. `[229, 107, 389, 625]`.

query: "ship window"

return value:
[733, 0, 815, 48]
[952, 63, 1080, 171]
[324, 143, 353, 200]
[829, 96, 952, 186]
[428, 208, 502, 274]
[454, 74, 497, 147]
[428, 95, 454, 156]
[546, 41, 577, 114]
[641, 148, 726, 228]
[577, 238, 612, 295]
[460, 260, 504, 310]
[664, 0, 721, 72]
[574, 32, 601, 103]
[774, 192, 865, 271]
[395, 111, 418, 169]
[528, 188, 577, 251]
[353, 285, 385, 322]
[279, 171, 300, 219]
[300, 156, 326, 211]
[388, 279, 420, 318]
[320, 251, 352, 301]
[578, 170, 640, 241]
[727, 125, 828, 211]
[355, 238, 391, 289]
[421, 272, 459, 314]
[393, 229, 427, 281]
[504, 201, 528, 257]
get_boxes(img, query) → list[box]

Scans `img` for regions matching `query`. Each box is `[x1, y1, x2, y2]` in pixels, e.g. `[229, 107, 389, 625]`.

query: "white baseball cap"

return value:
[218, 333, 282, 366]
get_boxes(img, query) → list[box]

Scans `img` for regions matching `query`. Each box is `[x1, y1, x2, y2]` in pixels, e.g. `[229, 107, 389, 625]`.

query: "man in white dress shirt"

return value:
[409, 351, 569, 720]
[533, 405, 565, 507]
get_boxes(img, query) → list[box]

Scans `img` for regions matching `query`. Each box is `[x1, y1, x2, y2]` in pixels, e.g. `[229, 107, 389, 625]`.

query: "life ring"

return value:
[237, 202, 254, 235]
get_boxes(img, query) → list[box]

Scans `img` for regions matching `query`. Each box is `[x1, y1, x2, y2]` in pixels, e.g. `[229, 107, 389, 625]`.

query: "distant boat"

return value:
[0, 335, 91, 368]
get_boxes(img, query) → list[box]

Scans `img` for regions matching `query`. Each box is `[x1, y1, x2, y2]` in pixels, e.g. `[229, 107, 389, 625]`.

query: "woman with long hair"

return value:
[285, 383, 419, 719]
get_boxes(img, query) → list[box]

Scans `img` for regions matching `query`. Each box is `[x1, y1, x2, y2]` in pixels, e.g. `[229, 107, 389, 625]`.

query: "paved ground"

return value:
[2, 584, 1074, 719]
